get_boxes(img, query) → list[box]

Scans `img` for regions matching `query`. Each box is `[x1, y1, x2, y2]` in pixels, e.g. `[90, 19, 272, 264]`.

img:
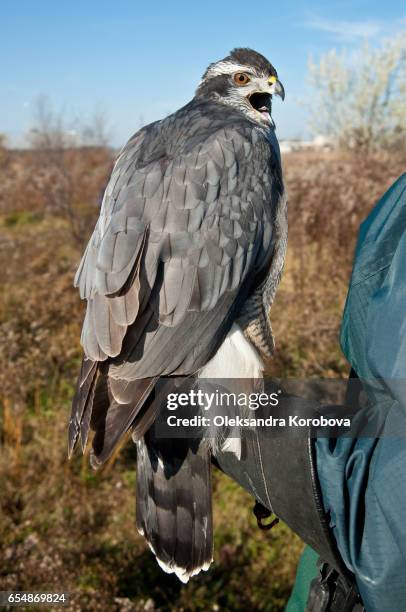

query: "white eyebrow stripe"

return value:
[205, 61, 255, 78]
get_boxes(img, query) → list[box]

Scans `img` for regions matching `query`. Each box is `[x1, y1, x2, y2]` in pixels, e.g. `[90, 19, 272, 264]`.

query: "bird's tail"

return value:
[68, 357, 159, 467]
[136, 424, 213, 583]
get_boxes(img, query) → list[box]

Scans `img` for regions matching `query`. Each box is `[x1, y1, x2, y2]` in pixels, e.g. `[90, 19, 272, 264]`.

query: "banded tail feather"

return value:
[68, 365, 214, 581]
[136, 427, 213, 582]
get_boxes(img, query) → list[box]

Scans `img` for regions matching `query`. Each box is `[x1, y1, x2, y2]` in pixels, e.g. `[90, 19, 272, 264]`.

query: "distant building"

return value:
[279, 135, 335, 153]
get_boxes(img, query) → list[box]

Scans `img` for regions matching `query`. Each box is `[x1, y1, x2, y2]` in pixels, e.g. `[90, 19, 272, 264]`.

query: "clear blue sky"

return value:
[1, 0, 405, 146]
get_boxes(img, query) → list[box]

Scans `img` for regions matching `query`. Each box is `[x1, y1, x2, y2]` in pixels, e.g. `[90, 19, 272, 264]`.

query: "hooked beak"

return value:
[272, 80, 285, 101]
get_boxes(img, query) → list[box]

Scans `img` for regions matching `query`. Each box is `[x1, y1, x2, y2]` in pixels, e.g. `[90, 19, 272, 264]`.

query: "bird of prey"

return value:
[68, 48, 287, 582]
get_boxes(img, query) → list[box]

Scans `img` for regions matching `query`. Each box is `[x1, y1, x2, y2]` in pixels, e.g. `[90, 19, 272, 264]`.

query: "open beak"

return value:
[248, 78, 285, 123]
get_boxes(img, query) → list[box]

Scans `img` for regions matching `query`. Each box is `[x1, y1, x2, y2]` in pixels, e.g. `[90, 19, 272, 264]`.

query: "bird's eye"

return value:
[234, 72, 250, 86]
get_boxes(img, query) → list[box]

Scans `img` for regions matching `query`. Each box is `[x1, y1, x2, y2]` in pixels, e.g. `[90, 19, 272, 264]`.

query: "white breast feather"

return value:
[198, 323, 264, 459]
[199, 323, 264, 379]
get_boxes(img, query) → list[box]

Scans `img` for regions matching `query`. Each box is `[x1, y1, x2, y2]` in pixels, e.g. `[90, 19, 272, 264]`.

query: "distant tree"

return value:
[27, 96, 113, 245]
[0, 133, 8, 167]
[27, 95, 70, 150]
[28, 96, 111, 150]
[308, 30, 406, 150]
[78, 110, 111, 148]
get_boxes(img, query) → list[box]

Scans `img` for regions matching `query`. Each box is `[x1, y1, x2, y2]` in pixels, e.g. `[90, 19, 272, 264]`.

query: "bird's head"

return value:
[195, 48, 285, 127]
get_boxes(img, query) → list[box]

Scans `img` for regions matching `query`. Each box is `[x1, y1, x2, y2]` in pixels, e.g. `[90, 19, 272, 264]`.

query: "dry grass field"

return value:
[0, 142, 404, 611]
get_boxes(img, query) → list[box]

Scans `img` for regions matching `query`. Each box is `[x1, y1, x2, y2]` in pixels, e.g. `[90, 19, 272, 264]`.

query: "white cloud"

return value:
[304, 16, 383, 42]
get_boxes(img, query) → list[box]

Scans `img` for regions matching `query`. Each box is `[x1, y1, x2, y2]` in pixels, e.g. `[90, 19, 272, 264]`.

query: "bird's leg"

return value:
[241, 314, 275, 359]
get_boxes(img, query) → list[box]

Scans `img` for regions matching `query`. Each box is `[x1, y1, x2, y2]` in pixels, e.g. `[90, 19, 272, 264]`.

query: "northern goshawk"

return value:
[69, 48, 287, 582]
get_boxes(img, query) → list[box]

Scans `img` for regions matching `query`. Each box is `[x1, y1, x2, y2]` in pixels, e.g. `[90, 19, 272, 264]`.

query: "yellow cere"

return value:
[268, 76, 277, 85]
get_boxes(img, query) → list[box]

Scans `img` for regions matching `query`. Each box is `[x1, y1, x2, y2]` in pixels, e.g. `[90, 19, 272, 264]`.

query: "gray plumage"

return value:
[68, 48, 287, 582]
[136, 424, 213, 582]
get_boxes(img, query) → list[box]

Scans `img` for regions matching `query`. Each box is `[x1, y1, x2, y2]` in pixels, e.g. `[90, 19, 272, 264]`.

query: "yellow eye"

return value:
[268, 75, 277, 85]
[234, 72, 250, 85]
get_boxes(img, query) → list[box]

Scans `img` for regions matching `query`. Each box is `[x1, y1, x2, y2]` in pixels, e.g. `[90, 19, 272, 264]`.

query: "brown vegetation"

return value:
[0, 143, 404, 611]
